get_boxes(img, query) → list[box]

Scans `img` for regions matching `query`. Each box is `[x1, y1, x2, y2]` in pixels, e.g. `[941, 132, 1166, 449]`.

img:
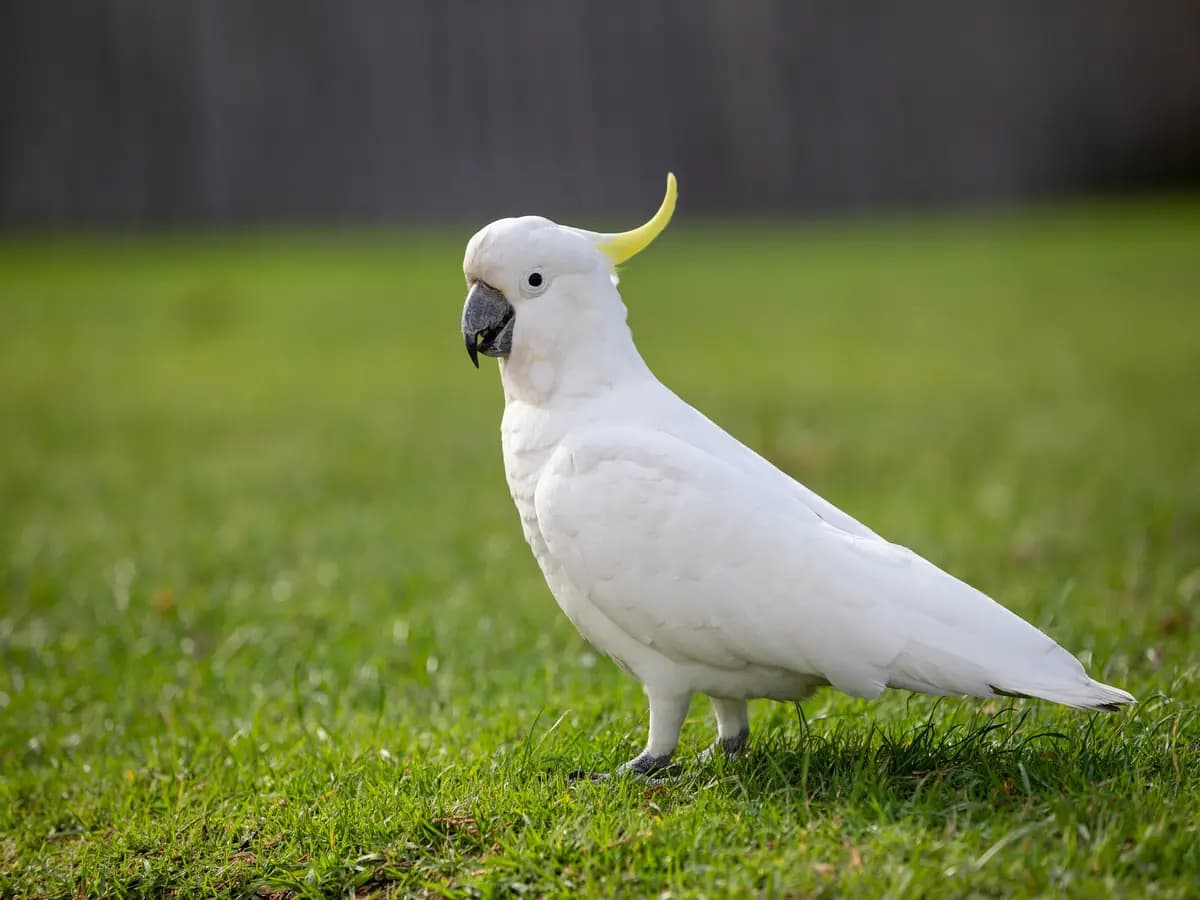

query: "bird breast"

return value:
[500, 403, 562, 561]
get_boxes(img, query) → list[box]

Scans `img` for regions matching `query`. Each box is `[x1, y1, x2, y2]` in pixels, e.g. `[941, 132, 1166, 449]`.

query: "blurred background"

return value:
[3, 0, 1199, 224]
[4, 3, 1200, 892]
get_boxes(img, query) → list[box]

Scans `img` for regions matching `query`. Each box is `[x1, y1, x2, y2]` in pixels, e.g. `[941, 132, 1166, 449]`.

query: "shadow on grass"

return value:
[699, 698, 1183, 816]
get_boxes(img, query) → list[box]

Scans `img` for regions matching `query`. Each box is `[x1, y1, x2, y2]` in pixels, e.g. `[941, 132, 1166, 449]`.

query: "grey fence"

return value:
[2, 0, 1198, 224]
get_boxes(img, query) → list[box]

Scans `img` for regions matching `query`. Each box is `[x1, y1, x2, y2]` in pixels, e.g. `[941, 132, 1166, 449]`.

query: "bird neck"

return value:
[499, 296, 652, 407]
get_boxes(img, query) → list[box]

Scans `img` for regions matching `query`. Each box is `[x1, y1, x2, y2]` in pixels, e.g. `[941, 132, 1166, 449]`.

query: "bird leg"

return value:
[616, 689, 691, 774]
[699, 697, 750, 762]
[566, 691, 692, 782]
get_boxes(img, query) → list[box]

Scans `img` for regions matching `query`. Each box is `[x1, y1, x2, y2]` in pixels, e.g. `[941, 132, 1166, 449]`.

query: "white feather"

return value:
[533, 422, 1130, 710]
[462, 209, 1133, 766]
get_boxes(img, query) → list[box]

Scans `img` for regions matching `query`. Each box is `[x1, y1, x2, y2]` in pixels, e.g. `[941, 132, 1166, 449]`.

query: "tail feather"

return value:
[1004, 678, 1135, 712]
[888, 637, 1136, 712]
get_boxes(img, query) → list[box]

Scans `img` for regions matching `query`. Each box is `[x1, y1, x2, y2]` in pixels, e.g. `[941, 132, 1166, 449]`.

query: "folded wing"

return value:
[534, 427, 1132, 710]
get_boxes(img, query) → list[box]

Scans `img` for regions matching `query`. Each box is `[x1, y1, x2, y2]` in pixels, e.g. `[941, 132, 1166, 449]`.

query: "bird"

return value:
[460, 174, 1134, 775]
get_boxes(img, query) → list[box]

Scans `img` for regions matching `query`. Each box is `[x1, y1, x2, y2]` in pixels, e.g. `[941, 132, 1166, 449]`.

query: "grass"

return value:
[2, 198, 1199, 897]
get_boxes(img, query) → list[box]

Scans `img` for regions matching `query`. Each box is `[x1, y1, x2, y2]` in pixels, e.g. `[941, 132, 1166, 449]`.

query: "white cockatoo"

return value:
[461, 174, 1134, 775]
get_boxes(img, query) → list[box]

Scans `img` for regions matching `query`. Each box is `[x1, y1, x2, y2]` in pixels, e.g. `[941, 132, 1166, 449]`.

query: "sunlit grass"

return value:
[2, 199, 1199, 896]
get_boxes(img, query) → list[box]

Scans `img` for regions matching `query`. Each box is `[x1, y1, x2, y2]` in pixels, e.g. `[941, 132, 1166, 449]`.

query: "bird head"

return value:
[461, 174, 676, 368]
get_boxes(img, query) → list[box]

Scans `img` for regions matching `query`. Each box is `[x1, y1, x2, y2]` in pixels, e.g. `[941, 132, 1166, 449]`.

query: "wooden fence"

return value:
[2, 0, 1198, 223]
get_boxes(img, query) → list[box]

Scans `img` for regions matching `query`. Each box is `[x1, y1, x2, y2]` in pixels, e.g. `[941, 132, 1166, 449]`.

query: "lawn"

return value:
[2, 199, 1199, 897]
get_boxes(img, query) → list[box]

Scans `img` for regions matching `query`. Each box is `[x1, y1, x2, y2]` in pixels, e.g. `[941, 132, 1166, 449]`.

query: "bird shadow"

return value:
[690, 700, 1157, 814]
[540, 694, 1188, 822]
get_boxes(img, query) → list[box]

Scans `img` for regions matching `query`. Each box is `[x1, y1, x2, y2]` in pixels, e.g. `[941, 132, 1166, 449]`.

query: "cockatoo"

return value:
[460, 174, 1134, 775]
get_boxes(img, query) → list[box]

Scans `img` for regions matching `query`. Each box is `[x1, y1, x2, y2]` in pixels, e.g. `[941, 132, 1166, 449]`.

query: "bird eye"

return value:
[523, 269, 547, 295]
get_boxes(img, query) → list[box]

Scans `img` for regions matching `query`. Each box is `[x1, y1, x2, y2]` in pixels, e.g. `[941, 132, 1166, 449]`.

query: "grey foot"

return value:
[569, 751, 676, 783]
[699, 727, 750, 764]
[618, 751, 675, 776]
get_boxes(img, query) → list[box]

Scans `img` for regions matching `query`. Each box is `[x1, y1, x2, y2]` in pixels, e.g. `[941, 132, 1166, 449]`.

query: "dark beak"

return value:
[461, 281, 514, 368]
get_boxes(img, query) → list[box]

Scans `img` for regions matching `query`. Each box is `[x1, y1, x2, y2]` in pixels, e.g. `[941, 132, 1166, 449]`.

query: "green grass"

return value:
[2, 199, 1199, 897]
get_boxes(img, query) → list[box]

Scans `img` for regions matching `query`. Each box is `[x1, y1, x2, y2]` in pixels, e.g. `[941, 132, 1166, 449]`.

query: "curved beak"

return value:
[461, 281, 514, 368]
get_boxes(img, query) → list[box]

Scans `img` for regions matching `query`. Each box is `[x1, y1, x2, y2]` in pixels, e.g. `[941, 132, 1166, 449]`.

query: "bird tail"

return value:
[1001, 678, 1135, 712]
[887, 636, 1136, 713]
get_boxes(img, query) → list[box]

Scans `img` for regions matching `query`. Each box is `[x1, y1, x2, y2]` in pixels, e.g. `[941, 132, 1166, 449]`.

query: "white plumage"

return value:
[460, 175, 1133, 773]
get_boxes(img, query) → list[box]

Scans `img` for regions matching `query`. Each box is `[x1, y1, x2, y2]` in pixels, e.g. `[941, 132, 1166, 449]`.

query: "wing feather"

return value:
[535, 426, 1112, 704]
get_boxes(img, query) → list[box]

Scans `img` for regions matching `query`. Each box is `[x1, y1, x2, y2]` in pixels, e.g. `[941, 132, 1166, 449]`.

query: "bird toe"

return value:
[699, 727, 750, 763]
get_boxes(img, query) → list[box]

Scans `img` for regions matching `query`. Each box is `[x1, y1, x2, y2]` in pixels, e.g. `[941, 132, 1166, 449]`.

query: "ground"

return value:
[2, 199, 1198, 897]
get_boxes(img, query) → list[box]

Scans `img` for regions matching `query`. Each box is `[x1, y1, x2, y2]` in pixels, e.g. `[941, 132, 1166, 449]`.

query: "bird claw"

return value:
[568, 751, 678, 784]
[618, 751, 675, 775]
[697, 728, 750, 764]
[569, 732, 751, 782]
[569, 731, 750, 783]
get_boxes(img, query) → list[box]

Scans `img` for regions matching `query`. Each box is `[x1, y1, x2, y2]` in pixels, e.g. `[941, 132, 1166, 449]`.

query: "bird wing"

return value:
[663, 399, 883, 541]
[534, 426, 1127, 707]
